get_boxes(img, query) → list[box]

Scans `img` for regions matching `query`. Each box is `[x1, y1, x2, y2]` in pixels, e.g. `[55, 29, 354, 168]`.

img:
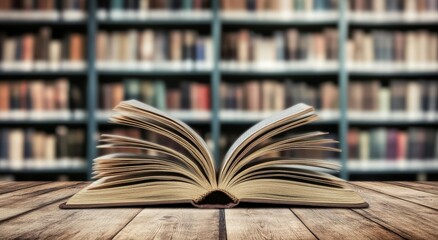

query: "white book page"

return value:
[122, 100, 215, 173]
[221, 103, 313, 170]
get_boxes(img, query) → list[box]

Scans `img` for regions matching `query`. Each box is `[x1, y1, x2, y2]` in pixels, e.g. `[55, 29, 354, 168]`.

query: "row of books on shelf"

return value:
[0, 78, 437, 121]
[97, 0, 211, 20]
[350, 0, 438, 21]
[350, 0, 438, 12]
[0, 127, 85, 169]
[2, 0, 438, 23]
[221, 0, 338, 20]
[348, 127, 438, 161]
[349, 80, 438, 119]
[347, 30, 438, 71]
[0, 28, 86, 71]
[101, 78, 438, 113]
[221, 28, 338, 70]
[101, 79, 210, 112]
[0, 79, 85, 120]
[96, 29, 212, 71]
[0, 0, 86, 21]
[220, 80, 338, 113]
[100, 79, 338, 114]
[2, 28, 437, 72]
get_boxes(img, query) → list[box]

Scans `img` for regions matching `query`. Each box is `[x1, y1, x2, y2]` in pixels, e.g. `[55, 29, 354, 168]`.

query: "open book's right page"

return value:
[218, 103, 368, 208]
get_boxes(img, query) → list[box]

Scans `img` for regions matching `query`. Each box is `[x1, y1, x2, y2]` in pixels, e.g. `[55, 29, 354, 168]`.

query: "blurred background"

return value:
[0, 0, 437, 181]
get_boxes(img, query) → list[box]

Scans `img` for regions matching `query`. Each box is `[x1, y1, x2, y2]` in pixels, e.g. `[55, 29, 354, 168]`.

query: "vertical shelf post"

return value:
[338, 0, 349, 180]
[86, 0, 98, 180]
[211, 0, 222, 168]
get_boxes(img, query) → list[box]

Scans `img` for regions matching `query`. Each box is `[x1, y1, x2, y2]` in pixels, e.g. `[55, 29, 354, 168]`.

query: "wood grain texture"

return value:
[420, 181, 438, 187]
[391, 181, 438, 195]
[0, 182, 84, 221]
[113, 209, 220, 240]
[0, 199, 142, 239]
[225, 209, 316, 240]
[291, 208, 402, 240]
[355, 182, 438, 210]
[0, 181, 48, 194]
[0, 181, 437, 239]
[351, 183, 438, 240]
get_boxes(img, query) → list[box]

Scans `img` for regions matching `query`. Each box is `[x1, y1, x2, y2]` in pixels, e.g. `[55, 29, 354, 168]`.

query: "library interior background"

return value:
[0, 0, 437, 181]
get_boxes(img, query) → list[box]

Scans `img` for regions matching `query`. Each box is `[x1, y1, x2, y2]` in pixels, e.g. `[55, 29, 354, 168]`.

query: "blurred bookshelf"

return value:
[0, 0, 437, 181]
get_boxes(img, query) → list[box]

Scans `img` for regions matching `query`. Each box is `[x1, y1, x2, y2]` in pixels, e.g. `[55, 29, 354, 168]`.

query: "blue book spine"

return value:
[196, 39, 205, 62]
[274, 31, 285, 61]
[154, 81, 166, 110]
[183, 0, 193, 10]
[0, 129, 8, 160]
[314, 0, 325, 10]
[111, 0, 123, 10]
[181, 81, 190, 110]
[124, 79, 140, 100]
[24, 128, 33, 159]
[247, 0, 256, 11]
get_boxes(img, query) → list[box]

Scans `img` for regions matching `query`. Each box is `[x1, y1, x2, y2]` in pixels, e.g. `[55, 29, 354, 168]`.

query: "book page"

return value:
[125, 100, 212, 160]
[220, 103, 313, 176]
[111, 100, 217, 187]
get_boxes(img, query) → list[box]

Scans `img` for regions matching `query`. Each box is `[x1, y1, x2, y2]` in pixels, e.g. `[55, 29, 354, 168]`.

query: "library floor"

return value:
[0, 182, 436, 239]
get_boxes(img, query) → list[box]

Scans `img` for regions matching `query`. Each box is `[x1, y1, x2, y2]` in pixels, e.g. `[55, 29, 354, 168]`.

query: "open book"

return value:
[62, 100, 368, 209]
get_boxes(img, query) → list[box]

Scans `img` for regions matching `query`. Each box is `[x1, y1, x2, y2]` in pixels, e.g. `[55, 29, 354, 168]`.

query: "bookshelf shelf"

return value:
[0, 168, 87, 174]
[348, 16, 438, 26]
[97, 19, 211, 26]
[349, 120, 438, 126]
[0, 71, 87, 77]
[221, 119, 338, 125]
[220, 111, 339, 124]
[221, 18, 338, 26]
[0, 119, 86, 125]
[348, 161, 438, 174]
[96, 110, 211, 125]
[97, 70, 211, 77]
[348, 71, 438, 78]
[221, 70, 338, 77]
[0, 20, 86, 26]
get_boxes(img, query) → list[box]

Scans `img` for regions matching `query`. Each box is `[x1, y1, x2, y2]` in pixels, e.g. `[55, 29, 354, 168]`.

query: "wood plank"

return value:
[0, 199, 142, 239]
[225, 209, 316, 240]
[421, 181, 438, 187]
[292, 208, 402, 239]
[391, 182, 438, 195]
[0, 182, 84, 221]
[113, 209, 220, 240]
[0, 181, 48, 194]
[355, 182, 438, 210]
[351, 183, 438, 240]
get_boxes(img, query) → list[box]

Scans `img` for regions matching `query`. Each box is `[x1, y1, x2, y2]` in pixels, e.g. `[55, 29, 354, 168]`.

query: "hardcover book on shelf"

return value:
[221, 0, 338, 20]
[62, 100, 367, 209]
[0, 28, 86, 71]
[99, 0, 211, 20]
[0, 79, 85, 120]
[350, 0, 438, 22]
[96, 29, 212, 71]
[221, 28, 338, 71]
[347, 29, 438, 71]
[0, 127, 85, 169]
[62, 0, 87, 21]
[348, 127, 438, 162]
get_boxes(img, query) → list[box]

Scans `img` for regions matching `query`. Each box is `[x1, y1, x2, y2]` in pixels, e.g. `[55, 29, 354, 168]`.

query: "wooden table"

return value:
[0, 181, 437, 239]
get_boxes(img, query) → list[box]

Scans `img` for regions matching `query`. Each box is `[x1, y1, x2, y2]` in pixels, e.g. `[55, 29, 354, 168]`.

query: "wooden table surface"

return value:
[0, 181, 437, 239]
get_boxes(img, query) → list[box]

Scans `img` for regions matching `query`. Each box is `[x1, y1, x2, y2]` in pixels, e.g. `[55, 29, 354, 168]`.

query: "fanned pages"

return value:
[62, 100, 368, 209]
